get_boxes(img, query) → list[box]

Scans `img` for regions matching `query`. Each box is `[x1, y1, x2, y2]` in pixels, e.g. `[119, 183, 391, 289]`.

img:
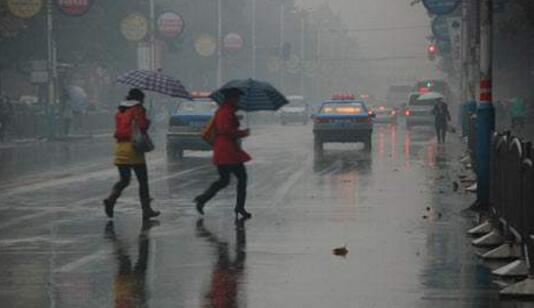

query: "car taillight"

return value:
[404, 109, 411, 116]
[314, 118, 330, 124]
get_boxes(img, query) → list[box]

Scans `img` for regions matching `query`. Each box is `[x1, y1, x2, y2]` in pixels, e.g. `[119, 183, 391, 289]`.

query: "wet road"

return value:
[0, 123, 529, 307]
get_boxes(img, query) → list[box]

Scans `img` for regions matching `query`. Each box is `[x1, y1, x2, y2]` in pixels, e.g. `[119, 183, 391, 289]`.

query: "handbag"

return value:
[131, 117, 155, 153]
[201, 117, 216, 145]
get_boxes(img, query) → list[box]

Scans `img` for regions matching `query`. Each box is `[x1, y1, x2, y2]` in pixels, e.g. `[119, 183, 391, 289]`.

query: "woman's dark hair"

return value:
[126, 88, 145, 102]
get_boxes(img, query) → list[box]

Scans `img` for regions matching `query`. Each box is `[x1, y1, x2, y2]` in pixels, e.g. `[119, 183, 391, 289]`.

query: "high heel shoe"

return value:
[234, 208, 252, 219]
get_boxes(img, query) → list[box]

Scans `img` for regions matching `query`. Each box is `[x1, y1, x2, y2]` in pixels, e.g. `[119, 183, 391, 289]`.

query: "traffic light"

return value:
[427, 43, 437, 61]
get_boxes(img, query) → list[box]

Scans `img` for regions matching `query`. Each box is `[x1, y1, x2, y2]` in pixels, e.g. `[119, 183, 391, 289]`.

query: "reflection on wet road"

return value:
[0, 123, 527, 307]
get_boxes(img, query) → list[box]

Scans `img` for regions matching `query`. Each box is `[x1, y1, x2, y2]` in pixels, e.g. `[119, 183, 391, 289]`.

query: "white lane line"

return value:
[53, 248, 111, 273]
[269, 153, 312, 207]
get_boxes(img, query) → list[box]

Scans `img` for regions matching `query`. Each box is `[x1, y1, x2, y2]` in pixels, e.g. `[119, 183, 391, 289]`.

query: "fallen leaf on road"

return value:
[333, 246, 349, 257]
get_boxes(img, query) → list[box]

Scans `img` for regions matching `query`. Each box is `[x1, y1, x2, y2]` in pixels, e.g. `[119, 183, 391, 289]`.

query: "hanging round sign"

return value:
[223, 33, 244, 54]
[422, 0, 460, 16]
[157, 12, 184, 38]
[121, 13, 148, 42]
[7, 0, 42, 19]
[56, 0, 93, 16]
[431, 16, 449, 41]
[195, 34, 216, 57]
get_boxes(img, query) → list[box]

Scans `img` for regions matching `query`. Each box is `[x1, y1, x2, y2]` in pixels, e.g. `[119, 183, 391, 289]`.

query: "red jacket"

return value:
[114, 101, 150, 142]
[212, 102, 251, 165]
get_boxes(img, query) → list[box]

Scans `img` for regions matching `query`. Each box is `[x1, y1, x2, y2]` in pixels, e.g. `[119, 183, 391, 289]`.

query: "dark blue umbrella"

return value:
[210, 79, 289, 111]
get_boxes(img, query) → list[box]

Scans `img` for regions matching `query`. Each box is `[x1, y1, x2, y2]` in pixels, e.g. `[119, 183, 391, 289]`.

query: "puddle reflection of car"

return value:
[370, 105, 398, 124]
[312, 98, 374, 156]
[166, 96, 217, 160]
[280, 95, 309, 125]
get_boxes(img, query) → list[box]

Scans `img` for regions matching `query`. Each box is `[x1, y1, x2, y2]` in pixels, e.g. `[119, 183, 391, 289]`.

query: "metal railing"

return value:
[489, 132, 534, 273]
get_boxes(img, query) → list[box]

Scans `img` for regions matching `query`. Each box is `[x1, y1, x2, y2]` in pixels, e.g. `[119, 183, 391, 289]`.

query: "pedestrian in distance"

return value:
[103, 88, 160, 221]
[194, 88, 252, 219]
[432, 98, 451, 144]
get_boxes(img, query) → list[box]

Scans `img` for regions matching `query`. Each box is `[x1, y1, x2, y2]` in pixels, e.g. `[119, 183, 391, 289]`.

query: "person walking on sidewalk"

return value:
[194, 88, 252, 219]
[432, 98, 451, 144]
[103, 88, 160, 220]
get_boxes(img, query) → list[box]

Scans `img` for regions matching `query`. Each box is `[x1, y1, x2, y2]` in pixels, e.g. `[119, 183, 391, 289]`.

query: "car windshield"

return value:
[177, 99, 217, 112]
[321, 102, 365, 114]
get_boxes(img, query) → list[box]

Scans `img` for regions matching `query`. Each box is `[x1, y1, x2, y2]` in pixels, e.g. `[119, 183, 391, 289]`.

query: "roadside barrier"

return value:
[472, 131, 534, 297]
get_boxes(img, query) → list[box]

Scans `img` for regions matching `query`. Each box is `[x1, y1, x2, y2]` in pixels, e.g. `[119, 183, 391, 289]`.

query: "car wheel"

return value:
[314, 136, 323, 157]
[364, 135, 372, 151]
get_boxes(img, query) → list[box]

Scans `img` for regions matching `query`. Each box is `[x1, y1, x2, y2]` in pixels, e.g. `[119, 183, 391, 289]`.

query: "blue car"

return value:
[312, 100, 374, 154]
[166, 98, 217, 159]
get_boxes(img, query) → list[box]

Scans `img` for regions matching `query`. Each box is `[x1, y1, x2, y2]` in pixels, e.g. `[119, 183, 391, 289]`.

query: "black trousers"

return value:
[198, 164, 247, 209]
[435, 123, 447, 143]
[113, 164, 150, 201]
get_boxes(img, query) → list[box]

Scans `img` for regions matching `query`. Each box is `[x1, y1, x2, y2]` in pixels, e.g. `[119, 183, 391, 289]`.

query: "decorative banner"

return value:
[195, 34, 216, 57]
[422, 0, 460, 16]
[157, 11, 184, 38]
[431, 16, 449, 41]
[121, 13, 148, 42]
[7, 0, 42, 19]
[447, 17, 462, 70]
[223, 33, 244, 54]
[56, 0, 93, 16]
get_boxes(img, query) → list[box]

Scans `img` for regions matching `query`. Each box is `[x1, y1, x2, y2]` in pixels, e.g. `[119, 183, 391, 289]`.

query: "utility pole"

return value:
[46, 0, 57, 140]
[252, 0, 257, 79]
[476, 0, 495, 208]
[299, 12, 305, 95]
[279, 1, 285, 91]
[217, 0, 223, 86]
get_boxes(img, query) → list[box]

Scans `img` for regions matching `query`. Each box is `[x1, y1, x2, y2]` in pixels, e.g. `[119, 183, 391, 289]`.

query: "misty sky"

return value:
[297, 0, 439, 93]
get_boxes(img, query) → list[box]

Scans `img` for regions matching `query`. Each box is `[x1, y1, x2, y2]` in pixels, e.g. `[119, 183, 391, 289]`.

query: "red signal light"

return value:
[404, 109, 411, 117]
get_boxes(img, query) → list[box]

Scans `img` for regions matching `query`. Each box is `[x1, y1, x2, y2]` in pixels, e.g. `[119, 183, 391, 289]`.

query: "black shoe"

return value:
[194, 197, 205, 215]
[234, 208, 252, 219]
[141, 199, 160, 221]
[103, 199, 114, 218]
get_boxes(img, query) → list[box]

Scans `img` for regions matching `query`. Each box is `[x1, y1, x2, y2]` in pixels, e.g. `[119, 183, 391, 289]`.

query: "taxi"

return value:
[312, 93, 374, 154]
[166, 91, 217, 160]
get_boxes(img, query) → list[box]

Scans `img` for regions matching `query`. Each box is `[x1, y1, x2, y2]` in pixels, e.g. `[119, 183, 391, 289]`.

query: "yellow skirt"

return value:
[114, 142, 146, 165]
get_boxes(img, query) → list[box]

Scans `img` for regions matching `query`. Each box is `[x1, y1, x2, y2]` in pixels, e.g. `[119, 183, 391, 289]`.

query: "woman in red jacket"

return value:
[195, 88, 252, 219]
[103, 88, 160, 221]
